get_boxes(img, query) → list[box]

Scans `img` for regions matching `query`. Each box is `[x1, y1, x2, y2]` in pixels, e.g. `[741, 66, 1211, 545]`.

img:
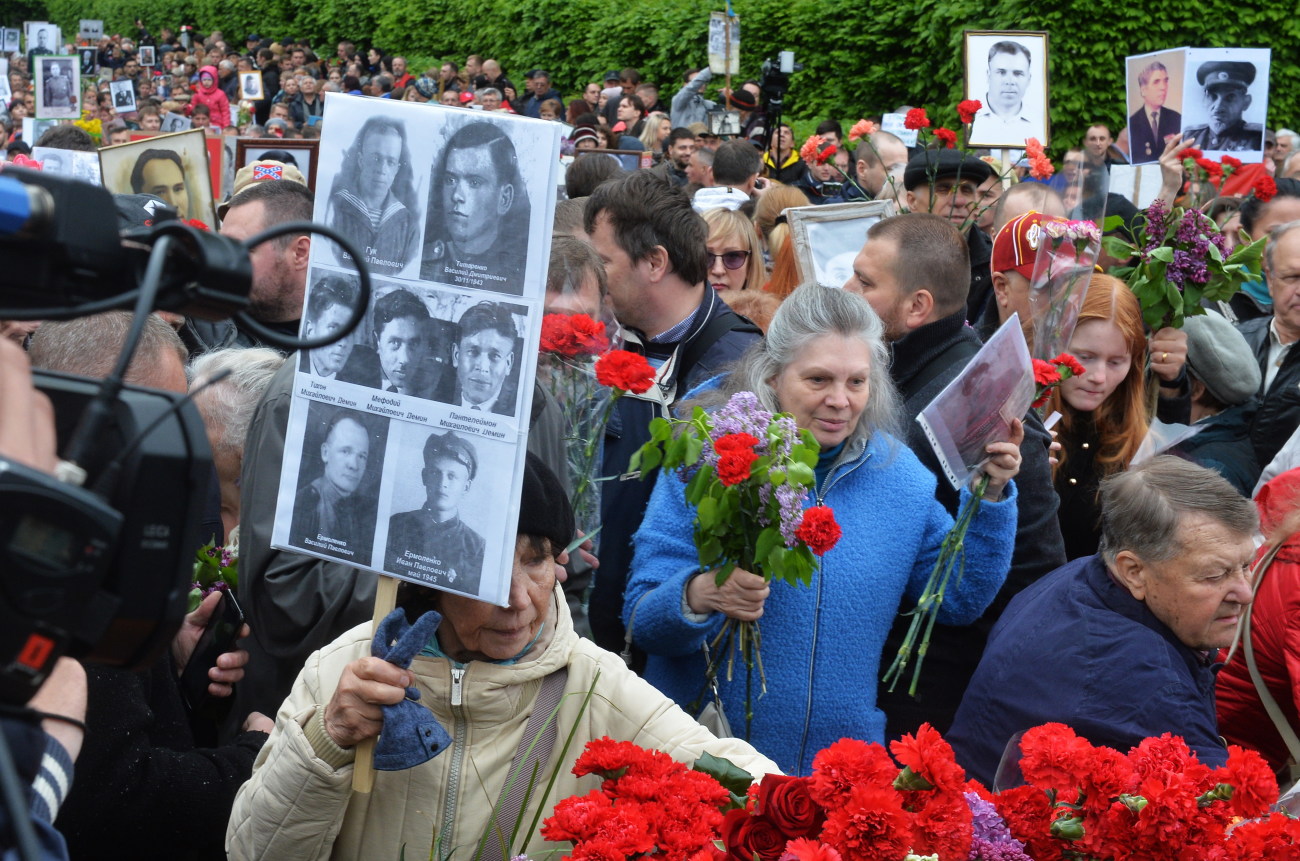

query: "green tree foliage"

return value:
[38, 0, 1298, 154]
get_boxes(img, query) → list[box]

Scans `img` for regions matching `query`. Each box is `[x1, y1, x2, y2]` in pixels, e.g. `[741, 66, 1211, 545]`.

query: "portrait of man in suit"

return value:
[337, 287, 442, 398]
[436, 300, 519, 416]
[1129, 60, 1182, 164]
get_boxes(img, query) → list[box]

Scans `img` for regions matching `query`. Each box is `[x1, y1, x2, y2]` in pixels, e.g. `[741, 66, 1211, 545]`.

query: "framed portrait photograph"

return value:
[239, 70, 264, 101]
[161, 111, 192, 132]
[110, 79, 136, 113]
[78, 20, 103, 41]
[787, 199, 898, 289]
[32, 147, 102, 184]
[100, 129, 217, 226]
[78, 46, 96, 76]
[1180, 47, 1271, 161]
[138, 45, 156, 67]
[33, 55, 80, 120]
[0, 30, 18, 55]
[1125, 49, 1187, 165]
[25, 22, 57, 55]
[964, 30, 1051, 149]
[235, 138, 319, 190]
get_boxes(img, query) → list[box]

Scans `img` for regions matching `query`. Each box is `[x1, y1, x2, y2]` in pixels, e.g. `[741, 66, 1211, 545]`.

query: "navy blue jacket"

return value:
[587, 289, 760, 654]
[949, 555, 1227, 786]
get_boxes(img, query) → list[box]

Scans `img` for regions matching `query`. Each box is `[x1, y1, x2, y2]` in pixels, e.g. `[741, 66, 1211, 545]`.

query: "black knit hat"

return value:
[518, 453, 574, 554]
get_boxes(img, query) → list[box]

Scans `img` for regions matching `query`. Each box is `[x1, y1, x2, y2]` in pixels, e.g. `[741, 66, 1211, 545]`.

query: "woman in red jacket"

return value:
[187, 64, 230, 129]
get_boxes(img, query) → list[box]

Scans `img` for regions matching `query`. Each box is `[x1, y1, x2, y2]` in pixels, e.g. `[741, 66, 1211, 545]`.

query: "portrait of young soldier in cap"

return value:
[385, 430, 486, 594]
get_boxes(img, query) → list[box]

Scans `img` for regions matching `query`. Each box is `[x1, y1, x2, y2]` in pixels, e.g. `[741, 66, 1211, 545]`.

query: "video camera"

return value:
[0, 167, 370, 706]
[757, 51, 803, 154]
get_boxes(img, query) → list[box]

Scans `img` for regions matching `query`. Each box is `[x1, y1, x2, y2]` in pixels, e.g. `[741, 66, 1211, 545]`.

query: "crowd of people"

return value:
[4, 19, 1300, 861]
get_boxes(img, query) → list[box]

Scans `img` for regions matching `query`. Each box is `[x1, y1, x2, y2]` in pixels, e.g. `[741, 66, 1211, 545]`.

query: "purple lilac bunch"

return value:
[965, 792, 1033, 861]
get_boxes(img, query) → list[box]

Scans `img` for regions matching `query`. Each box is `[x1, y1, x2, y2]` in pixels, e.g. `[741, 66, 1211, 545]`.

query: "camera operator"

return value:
[0, 338, 86, 861]
[27, 313, 273, 861]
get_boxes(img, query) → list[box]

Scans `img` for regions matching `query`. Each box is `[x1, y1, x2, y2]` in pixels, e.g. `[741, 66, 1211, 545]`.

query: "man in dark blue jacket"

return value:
[949, 457, 1257, 785]
[583, 171, 760, 658]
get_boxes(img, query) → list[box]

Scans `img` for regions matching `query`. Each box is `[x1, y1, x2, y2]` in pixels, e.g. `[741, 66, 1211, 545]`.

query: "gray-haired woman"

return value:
[624, 284, 1024, 774]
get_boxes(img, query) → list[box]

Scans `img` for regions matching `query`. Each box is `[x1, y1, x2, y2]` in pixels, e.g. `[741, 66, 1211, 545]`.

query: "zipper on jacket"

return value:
[801, 448, 869, 769]
[437, 667, 468, 859]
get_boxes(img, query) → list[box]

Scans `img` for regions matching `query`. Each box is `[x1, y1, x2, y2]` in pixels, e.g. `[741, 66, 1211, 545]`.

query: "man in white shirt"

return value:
[969, 41, 1036, 146]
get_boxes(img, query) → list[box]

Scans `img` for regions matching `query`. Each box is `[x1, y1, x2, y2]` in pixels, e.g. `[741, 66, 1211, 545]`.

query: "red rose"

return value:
[957, 99, 982, 125]
[794, 506, 841, 555]
[1255, 175, 1278, 203]
[595, 349, 656, 393]
[756, 775, 824, 839]
[904, 107, 931, 130]
[933, 127, 957, 149]
[720, 809, 786, 861]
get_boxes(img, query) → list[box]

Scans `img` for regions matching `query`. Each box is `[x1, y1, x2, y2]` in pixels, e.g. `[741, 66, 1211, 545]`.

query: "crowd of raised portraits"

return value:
[5, 20, 1300, 861]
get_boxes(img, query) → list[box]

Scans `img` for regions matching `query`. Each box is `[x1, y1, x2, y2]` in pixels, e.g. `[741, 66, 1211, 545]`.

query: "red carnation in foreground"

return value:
[904, 107, 931, 130]
[1255, 175, 1278, 202]
[540, 312, 609, 357]
[957, 99, 982, 124]
[933, 127, 957, 149]
[795, 505, 841, 555]
[715, 433, 760, 486]
[595, 349, 655, 394]
[1050, 352, 1085, 377]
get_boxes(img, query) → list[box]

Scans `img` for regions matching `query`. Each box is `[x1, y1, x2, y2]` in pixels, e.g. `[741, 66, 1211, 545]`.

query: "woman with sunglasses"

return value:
[703, 208, 766, 293]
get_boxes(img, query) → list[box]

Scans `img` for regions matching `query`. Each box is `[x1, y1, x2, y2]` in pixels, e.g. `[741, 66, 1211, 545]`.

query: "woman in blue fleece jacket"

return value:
[623, 285, 1022, 775]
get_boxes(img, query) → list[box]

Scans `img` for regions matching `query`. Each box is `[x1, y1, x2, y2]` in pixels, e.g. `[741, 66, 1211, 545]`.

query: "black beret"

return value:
[518, 453, 574, 554]
[903, 149, 993, 191]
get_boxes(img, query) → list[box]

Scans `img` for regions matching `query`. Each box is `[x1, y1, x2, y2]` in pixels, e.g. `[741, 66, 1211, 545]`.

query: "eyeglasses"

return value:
[707, 250, 751, 270]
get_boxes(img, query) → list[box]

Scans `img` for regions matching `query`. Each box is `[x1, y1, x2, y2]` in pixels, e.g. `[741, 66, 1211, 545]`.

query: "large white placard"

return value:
[271, 96, 562, 607]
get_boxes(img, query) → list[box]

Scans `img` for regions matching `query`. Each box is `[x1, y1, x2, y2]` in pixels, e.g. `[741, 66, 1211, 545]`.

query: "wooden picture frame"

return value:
[235, 137, 320, 190]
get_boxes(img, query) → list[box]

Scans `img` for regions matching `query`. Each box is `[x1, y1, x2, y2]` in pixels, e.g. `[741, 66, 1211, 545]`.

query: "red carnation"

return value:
[794, 505, 841, 555]
[186, 218, 211, 231]
[889, 722, 965, 792]
[540, 313, 609, 357]
[820, 784, 912, 861]
[1255, 175, 1278, 203]
[1019, 722, 1092, 795]
[799, 134, 836, 166]
[957, 99, 982, 125]
[714, 432, 760, 454]
[595, 349, 656, 394]
[1181, 146, 1204, 161]
[782, 838, 843, 861]
[1212, 745, 1278, 819]
[1051, 352, 1085, 377]
[720, 809, 786, 861]
[910, 791, 973, 860]
[933, 127, 957, 149]
[809, 738, 897, 808]
[1032, 358, 1062, 388]
[904, 107, 931, 130]
[755, 775, 824, 839]
[1221, 154, 1243, 170]
[717, 451, 758, 486]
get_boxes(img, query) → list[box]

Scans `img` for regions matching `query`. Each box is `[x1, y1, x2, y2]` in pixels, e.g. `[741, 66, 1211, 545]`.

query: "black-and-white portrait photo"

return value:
[434, 300, 523, 416]
[35, 56, 79, 120]
[138, 45, 156, 67]
[337, 285, 444, 397]
[25, 23, 56, 58]
[1181, 48, 1271, 158]
[78, 20, 103, 41]
[325, 115, 421, 277]
[383, 429, 486, 593]
[420, 121, 530, 294]
[32, 147, 101, 184]
[289, 406, 386, 563]
[162, 112, 192, 132]
[2, 30, 20, 55]
[111, 79, 136, 112]
[240, 70, 264, 101]
[964, 31, 1050, 148]
[78, 47, 96, 76]
[299, 274, 361, 379]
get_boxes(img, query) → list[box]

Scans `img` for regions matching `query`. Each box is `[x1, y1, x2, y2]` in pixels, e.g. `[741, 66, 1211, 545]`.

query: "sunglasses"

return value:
[708, 250, 751, 270]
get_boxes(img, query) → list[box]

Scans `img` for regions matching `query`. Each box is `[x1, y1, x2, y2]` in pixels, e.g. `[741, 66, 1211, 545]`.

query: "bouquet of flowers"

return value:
[541, 738, 738, 861]
[536, 312, 622, 543]
[1026, 219, 1101, 360]
[993, 723, 1295, 860]
[630, 391, 841, 737]
[190, 531, 238, 612]
[1103, 197, 1266, 330]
